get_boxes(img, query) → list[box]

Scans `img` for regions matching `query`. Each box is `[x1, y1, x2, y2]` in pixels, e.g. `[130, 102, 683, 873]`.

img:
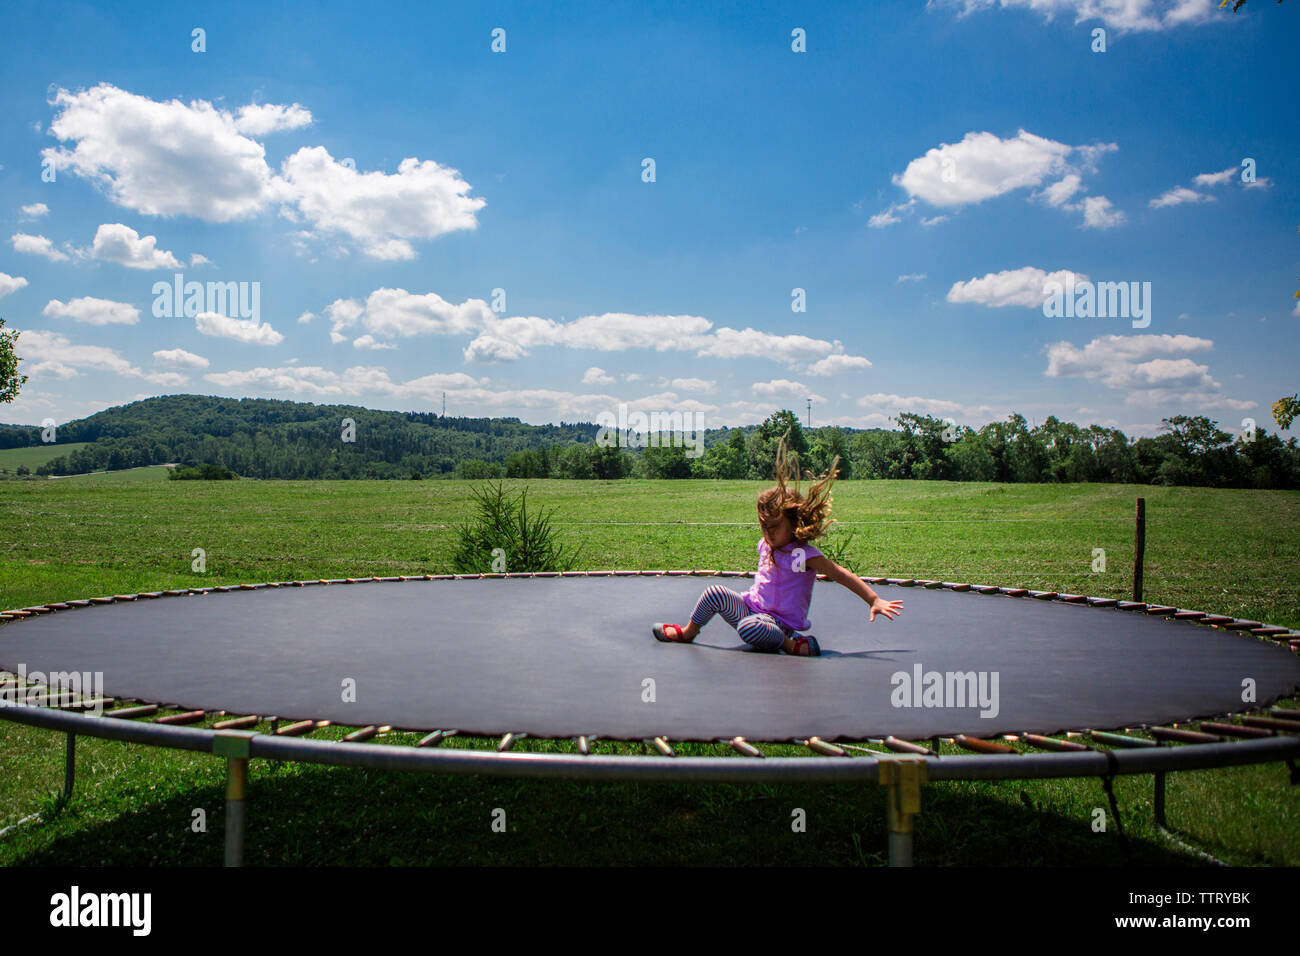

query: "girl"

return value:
[653, 439, 903, 656]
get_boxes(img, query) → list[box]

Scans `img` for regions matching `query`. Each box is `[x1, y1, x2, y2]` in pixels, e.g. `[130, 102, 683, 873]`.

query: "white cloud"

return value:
[854, 392, 999, 424]
[272, 147, 486, 260]
[893, 130, 1074, 207]
[16, 328, 184, 385]
[1076, 195, 1126, 229]
[233, 102, 313, 136]
[920, 215, 950, 227]
[43, 84, 279, 221]
[1043, 333, 1250, 409]
[947, 266, 1086, 308]
[1242, 176, 1272, 190]
[19, 203, 49, 219]
[897, 273, 927, 283]
[868, 199, 915, 228]
[194, 311, 284, 345]
[12, 233, 70, 261]
[43, 296, 140, 325]
[753, 379, 826, 403]
[805, 354, 872, 376]
[582, 367, 615, 385]
[42, 84, 482, 260]
[325, 288, 492, 341]
[1193, 167, 1237, 187]
[189, 253, 212, 267]
[671, 377, 716, 392]
[324, 287, 856, 371]
[0, 272, 28, 298]
[352, 334, 398, 350]
[297, 311, 315, 324]
[886, 130, 1124, 229]
[88, 222, 185, 269]
[939, 0, 1219, 33]
[1038, 173, 1083, 207]
[1149, 186, 1214, 208]
[153, 348, 209, 368]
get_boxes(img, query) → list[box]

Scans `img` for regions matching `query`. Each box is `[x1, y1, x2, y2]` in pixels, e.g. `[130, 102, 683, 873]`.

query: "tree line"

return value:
[2, 395, 1297, 488]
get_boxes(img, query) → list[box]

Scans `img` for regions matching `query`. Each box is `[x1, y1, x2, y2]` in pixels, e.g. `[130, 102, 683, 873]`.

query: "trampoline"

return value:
[3, 570, 1299, 865]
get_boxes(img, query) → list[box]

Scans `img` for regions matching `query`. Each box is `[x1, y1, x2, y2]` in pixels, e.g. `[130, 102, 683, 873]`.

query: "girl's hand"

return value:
[869, 597, 903, 622]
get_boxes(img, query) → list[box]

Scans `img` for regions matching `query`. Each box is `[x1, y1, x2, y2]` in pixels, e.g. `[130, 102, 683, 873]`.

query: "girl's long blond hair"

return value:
[757, 433, 839, 556]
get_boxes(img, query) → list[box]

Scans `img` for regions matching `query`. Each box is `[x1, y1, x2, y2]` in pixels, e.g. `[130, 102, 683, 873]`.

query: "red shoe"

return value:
[653, 623, 694, 643]
[785, 635, 821, 657]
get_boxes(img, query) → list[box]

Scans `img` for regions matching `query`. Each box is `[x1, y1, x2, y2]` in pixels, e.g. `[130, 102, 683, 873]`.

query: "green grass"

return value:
[0, 443, 88, 473]
[51, 465, 172, 484]
[1, 478, 1297, 865]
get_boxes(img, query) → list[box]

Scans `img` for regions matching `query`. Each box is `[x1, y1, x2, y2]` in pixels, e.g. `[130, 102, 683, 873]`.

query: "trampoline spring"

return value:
[416, 730, 455, 748]
[1252, 626, 1295, 639]
[884, 736, 933, 756]
[729, 737, 762, 758]
[952, 735, 1016, 755]
[498, 733, 523, 752]
[1267, 706, 1300, 723]
[1021, 733, 1090, 752]
[576, 736, 590, 755]
[651, 737, 674, 757]
[343, 726, 378, 743]
[833, 742, 886, 758]
[212, 715, 260, 730]
[1150, 726, 1221, 744]
[155, 710, 207, 726]
[105, 704, 158, 720]
[275, 720, 320, 737]
[804, 737, 848, 757]
[1240, 715, 1300, 733]
[1090, 730, 1158, 749]
[1199, 721, 1272, 739]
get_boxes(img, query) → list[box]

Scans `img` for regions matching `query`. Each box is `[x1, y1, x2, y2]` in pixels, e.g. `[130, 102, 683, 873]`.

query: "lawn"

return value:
[1, 477, 1297, 865]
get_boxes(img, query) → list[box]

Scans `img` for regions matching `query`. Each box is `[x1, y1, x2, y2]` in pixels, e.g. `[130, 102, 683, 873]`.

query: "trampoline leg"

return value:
[213, 730, 257, 867]
[224, 756, 248, 868]
[1153, 772, 1166, 829]
[879, 758, 927, 867]
[63, 732, 75, 800]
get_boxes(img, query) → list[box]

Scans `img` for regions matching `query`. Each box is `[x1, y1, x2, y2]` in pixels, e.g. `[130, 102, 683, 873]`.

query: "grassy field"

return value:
[0, 443, 89, 473]
[1, 476, 1297, 865]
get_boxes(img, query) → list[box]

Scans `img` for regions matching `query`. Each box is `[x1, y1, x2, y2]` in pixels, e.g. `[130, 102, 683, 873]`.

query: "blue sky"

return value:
[0, 0, 1295, 438]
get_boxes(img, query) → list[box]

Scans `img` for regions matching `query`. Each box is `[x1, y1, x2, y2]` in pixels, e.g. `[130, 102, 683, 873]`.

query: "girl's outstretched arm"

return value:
[807, 555, 904, 622]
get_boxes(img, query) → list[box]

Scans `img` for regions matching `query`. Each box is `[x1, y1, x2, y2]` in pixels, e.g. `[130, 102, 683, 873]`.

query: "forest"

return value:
[1, 395, 1296, 488]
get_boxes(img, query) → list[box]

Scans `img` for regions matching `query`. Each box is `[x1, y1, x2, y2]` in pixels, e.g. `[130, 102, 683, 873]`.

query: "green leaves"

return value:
[450, 481, 581, 574]
[0, 317, 28, 405]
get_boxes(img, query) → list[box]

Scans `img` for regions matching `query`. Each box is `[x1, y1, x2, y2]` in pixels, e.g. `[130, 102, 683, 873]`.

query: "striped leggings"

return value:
[690, 584, 791, 652]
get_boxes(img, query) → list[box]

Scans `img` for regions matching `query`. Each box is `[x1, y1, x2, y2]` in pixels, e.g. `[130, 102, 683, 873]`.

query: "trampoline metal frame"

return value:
[3, 570, 1299, 866]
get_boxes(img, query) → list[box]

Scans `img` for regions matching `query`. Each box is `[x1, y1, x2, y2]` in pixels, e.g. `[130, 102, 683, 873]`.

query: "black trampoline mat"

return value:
[2, 576, 1298, 741]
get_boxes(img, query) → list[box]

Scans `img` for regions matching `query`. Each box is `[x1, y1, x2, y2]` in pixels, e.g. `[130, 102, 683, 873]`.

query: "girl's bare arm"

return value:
[807, 554, 904, 621]
[807, 554, 877, 603]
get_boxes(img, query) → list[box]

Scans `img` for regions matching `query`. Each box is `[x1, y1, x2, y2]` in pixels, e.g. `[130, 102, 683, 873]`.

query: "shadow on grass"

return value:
[7, 762, 1203, 866]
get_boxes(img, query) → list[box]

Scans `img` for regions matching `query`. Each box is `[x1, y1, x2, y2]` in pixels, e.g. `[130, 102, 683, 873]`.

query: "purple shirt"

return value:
[743, 538, 823, 632]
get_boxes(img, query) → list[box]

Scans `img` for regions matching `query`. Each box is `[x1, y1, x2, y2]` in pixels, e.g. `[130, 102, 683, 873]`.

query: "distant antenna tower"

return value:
[807, 398, 812, 428]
